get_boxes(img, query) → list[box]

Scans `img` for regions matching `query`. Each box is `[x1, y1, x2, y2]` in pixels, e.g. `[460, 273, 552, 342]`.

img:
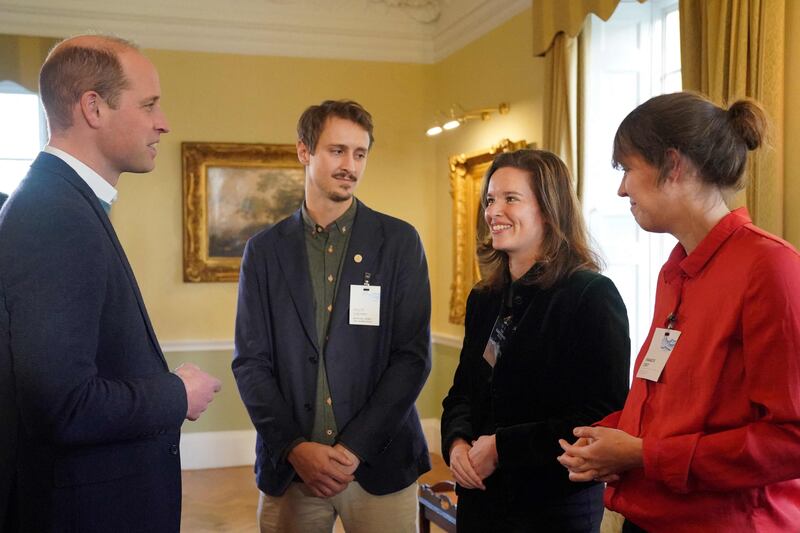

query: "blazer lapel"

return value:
[36, 153, 169, 367]
[275, 211, 320, 354]
[330, 200, 384, 333]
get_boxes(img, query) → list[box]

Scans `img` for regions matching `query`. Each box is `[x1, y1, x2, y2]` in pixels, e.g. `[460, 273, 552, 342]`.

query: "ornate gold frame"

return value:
[182, 142, 303, 282]
[448, 138, 528, 324]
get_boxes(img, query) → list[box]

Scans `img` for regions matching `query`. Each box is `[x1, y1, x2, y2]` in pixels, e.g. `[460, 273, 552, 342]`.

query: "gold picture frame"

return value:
[448, 138, 529, 324]
[182, 142, 305, 282]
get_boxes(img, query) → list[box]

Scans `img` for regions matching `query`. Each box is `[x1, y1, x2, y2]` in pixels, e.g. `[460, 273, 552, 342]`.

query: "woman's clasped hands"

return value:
[448, 435, 498, 490]
[557, 426, 644, 483]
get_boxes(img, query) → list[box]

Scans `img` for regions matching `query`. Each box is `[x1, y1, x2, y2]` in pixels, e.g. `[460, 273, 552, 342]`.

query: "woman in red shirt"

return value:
[558, 92, 800, 532]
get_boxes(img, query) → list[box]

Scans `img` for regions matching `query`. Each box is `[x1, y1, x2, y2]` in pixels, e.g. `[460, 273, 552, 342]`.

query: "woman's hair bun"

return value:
[727, 99, 767, 151]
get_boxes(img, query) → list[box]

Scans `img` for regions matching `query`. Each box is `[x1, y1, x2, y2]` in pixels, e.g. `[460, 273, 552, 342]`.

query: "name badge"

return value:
[482, 339, 499, 368]
[636, 327, 681, 382]
[349, 285, 381, 326]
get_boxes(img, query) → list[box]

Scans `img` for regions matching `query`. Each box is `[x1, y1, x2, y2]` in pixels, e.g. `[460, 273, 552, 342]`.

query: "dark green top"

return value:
[301, 199, 357, 445]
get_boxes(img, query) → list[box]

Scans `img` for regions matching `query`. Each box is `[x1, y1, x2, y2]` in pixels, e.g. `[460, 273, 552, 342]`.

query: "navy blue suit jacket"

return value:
[233, 200, 432, 496]
[0, 153, 188, 532]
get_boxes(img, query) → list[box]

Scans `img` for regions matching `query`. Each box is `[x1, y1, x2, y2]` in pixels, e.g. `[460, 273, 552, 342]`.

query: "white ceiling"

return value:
[0, 0, 530, 63]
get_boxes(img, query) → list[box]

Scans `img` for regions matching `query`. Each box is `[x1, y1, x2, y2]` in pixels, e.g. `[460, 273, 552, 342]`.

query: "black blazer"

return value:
[0, 153, 188, 532]
[233, 200, 432, 496]
[441, 270, 630, 501]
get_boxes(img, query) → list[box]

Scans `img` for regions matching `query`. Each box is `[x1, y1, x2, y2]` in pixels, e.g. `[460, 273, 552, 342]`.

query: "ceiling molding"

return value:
[432, 0, 530, 62]
[0, 0, 528, 63]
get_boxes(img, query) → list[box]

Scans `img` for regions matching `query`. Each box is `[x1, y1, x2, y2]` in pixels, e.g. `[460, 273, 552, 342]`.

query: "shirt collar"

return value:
[663, 207, 752, 282]
[301, 199, 358, 236]
[43, 146, 118, 206]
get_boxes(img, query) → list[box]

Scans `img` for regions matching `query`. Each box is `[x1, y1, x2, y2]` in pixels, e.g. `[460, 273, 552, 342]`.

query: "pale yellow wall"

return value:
[113, 50, 437, 342]
[785, 1, 800, 247]
[428, 8, 544, 338]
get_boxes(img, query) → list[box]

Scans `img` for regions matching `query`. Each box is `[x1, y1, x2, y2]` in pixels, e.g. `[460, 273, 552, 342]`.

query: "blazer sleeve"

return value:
[232, 239, 306, 466]
[7, 209, 186, 446]
[335, 228, 432, 464]
[440, 289, 483, 465]
[495, 274, 631, 468]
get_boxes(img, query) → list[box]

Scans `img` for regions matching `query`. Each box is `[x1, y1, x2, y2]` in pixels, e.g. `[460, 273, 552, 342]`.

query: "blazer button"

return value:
[168, 444, 178, 456]
[304, 403, 312, 411]
[308, 356, 319, 364]
[513, 296, 523, 305]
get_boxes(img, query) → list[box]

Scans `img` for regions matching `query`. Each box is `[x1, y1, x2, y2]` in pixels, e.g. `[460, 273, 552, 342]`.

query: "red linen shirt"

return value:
[599, 209, 800, 532]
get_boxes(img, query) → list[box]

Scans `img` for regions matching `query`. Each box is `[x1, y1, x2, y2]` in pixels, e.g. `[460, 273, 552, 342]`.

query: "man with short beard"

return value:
[233, 100, 432, 533]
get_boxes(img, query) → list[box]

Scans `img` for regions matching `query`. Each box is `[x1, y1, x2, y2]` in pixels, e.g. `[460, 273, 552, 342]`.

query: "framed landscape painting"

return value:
[183, 142, 304, 282]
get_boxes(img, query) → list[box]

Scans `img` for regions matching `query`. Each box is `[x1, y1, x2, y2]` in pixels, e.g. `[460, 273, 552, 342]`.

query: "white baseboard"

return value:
[180, 430, 256, 470]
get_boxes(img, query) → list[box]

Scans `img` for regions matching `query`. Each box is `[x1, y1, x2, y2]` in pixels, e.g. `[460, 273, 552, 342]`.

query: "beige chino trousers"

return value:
[258, 481, 418, 533]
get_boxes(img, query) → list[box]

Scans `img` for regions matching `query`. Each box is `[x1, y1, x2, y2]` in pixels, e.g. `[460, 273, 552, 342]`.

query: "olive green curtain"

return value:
[0, 34, 56, 92]
[679, 0, 785, 235]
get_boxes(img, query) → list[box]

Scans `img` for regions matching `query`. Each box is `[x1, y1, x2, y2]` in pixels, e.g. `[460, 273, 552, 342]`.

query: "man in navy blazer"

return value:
[233, 100, 432, 532]
[0, 35, 221, 532]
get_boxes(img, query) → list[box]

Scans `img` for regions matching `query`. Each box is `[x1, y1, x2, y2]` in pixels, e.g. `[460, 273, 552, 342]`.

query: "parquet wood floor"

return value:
[181, 465, 447, 532]
[181, 466, 259, 532]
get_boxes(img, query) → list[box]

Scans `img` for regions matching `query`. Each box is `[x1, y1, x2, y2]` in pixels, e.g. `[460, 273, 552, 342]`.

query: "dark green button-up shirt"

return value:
[301, 200, 357, 445]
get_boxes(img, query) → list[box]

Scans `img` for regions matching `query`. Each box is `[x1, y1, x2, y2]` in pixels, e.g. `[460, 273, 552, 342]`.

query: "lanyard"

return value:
[664, 274, 687, 330]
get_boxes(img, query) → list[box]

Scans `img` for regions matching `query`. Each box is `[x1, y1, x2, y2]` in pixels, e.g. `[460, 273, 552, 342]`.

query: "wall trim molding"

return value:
[161, 332, 462, 353]
[161, 339, 235, 353]
[432, 0, 530, 62]
[431, 332, 463, 349]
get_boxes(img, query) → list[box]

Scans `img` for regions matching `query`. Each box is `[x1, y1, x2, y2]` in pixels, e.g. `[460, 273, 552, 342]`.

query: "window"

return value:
[0, 80, 46, 195]
[581, 0, 680, 372]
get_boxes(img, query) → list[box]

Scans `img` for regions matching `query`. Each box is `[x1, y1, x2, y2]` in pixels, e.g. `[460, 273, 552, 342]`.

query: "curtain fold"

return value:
[542, 32, 580, 191]
[679, 0, 785, 235]
[532, 0, 627, 57]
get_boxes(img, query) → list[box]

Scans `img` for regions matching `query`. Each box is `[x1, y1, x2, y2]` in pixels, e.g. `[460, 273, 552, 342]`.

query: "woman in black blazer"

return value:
[441, 149, 630, 532]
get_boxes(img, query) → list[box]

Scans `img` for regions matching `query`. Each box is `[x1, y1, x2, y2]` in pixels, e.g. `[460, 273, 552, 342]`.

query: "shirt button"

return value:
[327, 304, 332, 312]
[327, 245, 334, 254]
[316, 225, 324, 233]
[327, 274, 334, 283]
[326, 429, 333, 436]
[326, 397, 332, 406]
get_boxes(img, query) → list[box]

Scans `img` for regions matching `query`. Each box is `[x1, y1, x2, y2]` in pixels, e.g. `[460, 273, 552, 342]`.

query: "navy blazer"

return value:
[0, 153, 187, 532]
[233, 200, 432, 496]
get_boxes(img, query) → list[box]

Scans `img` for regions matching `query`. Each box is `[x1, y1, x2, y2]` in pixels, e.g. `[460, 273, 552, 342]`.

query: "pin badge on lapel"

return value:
[354, 254, 363, 263]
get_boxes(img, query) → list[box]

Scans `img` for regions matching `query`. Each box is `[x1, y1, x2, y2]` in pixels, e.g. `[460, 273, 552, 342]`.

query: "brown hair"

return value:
[39, 35, 138, 132]
[477, 149, 601, 291]
[612, 92, 767, 190]
[297, 100, 374, 153]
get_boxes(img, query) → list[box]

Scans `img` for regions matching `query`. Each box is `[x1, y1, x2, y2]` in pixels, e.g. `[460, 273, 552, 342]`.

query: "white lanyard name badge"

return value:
[350, 272, 380, 327]
[636, 327, 681, 382]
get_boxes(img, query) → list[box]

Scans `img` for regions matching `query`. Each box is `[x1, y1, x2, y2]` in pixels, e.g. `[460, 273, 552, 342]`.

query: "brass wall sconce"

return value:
[426, 102, 510, 136]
